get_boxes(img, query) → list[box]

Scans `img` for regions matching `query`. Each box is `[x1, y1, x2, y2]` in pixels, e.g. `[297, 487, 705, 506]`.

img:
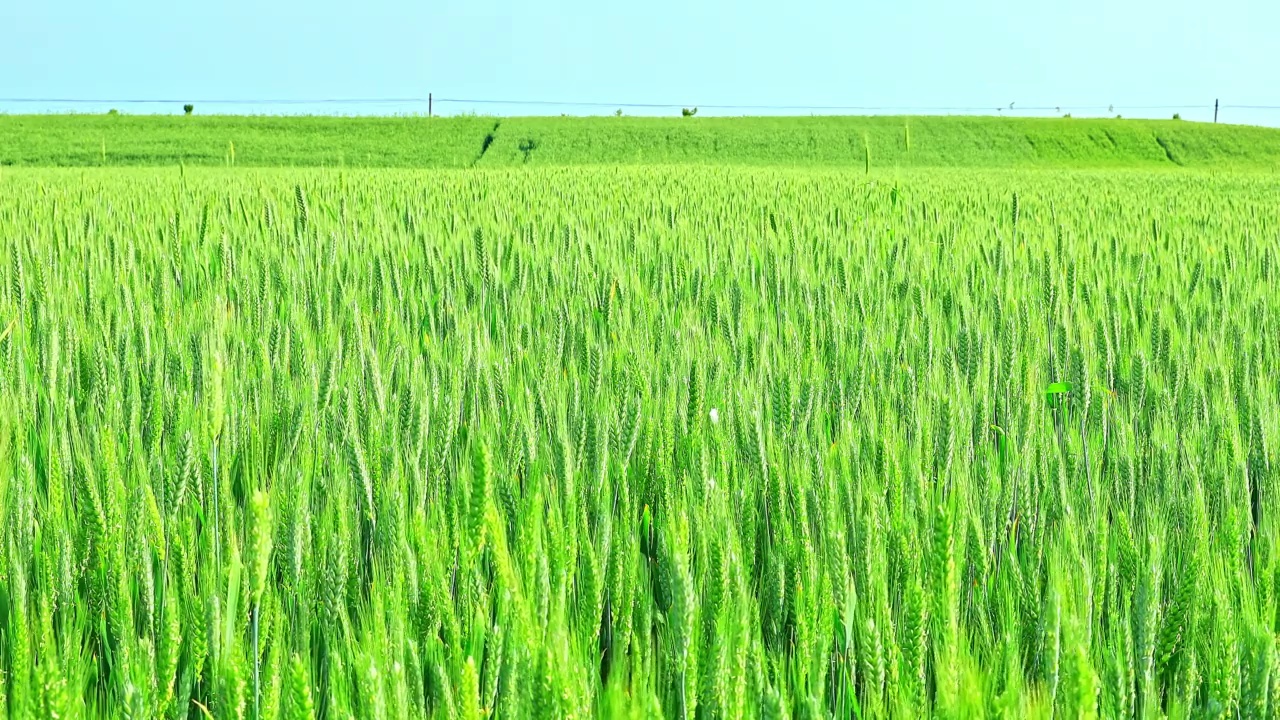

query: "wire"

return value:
[436, 97, 997, 110]
[0, 97, 428, 104]
[433, 98, 1216, 112]
[0, 96, 1266, 111]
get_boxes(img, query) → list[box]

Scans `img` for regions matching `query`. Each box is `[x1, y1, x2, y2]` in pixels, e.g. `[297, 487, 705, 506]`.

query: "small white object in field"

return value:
[709, 408, 720, 424]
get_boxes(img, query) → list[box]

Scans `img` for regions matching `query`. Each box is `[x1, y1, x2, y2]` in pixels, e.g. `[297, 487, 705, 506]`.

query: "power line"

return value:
[411, 97, 1220, 112]
[0, 96, 1268, 111]
[0, 97, 429, 105]
[435, 97, 1016, 111]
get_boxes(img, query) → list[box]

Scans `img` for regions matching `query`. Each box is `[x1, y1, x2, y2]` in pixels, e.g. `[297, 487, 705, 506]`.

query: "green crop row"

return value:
[0, 166, 1276, 718]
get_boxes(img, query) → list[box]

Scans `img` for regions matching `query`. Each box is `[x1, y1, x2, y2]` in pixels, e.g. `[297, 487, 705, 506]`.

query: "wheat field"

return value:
[0, 166, 1276, 718]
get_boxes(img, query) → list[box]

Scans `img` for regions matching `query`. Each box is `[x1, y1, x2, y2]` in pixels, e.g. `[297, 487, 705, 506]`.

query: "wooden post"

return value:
[1214, 99, 1219, 123]
[429, 93, 433, 117]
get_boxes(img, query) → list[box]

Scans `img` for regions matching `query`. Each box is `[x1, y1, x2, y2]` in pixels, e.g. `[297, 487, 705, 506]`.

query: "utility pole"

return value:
[1214, 98, 1219, 123]
[429, 93, 433, 118]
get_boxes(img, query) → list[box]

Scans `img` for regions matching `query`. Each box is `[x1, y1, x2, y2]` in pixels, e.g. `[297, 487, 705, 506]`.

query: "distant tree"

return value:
[615, 109, 623, 117]
[681, 107, 698, 117]
[518, 138, 539, 163]
[107, 108, 119, 116]
[1172, 113, 1182, 120]
[184, 104, 194, 115]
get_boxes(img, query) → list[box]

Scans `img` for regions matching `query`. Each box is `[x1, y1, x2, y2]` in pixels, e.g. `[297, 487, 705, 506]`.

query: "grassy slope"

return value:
[3, 113, 1280, 168]
[0, 115, 498, 167]
[483, 115, 1280, 169]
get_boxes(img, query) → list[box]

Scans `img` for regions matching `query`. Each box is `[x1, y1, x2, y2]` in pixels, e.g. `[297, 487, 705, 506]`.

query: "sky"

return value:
[2, 0, 1278, 126]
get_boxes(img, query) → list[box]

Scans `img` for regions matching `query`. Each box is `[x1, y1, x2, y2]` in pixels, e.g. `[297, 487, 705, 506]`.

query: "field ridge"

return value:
[3, 113, 1280, 168]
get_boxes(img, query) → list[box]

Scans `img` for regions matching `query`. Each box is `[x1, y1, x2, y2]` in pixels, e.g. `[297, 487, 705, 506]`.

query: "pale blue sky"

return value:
[2, 0, 1277, 125]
